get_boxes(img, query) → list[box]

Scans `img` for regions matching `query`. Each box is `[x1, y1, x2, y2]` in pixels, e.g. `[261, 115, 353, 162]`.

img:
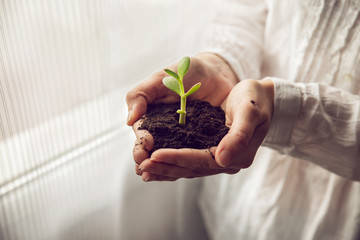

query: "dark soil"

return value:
[139, 100, 229, 154]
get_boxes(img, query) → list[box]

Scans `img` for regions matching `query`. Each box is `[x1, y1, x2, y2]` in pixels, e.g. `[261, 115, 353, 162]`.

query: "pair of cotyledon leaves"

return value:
[162, 56, 201, 98]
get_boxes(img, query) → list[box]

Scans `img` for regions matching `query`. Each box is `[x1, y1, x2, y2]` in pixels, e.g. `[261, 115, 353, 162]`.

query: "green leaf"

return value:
[177, 56, 190, 78]
[164, 69, 180, 81]
[184, 82, 201, 98]
[162, 76, 182, 96]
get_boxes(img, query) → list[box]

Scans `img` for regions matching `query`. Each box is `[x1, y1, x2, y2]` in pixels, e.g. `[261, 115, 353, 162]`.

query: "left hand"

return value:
[137, 79, 274, 181]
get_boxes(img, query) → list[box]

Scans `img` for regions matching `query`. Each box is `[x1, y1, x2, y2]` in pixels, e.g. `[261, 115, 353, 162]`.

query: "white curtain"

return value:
[0, 0, 216, 239]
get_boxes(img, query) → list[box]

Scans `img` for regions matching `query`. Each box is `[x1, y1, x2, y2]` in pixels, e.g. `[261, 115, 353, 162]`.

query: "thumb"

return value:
[215, 123, 254, 168]
[126, 74, 163, 126]
[126, 70, 176, 126]
[215, 103, 260, 168]
[126, 93, 148, 126]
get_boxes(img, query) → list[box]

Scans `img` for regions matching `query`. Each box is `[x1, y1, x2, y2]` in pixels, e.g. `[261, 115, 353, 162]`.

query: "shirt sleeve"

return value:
[263, 78, 360, 181]
[201, 0, 267, 81]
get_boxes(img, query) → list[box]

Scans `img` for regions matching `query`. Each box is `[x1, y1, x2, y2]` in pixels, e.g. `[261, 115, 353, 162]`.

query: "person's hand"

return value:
[126, 53, 239, 179]
[132, 77, 274, 182]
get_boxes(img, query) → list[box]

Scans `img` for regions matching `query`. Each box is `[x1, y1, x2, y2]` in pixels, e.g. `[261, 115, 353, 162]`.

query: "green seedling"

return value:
[162, 56, 201, 125]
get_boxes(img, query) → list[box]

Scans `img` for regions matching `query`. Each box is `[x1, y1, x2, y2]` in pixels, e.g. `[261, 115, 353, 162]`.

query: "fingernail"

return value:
[138, 166, 146, 173]
[127, 110, 133, 125]
[219, 149, 232, 167]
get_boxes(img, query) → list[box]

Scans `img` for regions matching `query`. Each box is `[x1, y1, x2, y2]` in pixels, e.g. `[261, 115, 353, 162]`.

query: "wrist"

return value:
[196, 52, 240, 86]
[259, 78, 275, 117]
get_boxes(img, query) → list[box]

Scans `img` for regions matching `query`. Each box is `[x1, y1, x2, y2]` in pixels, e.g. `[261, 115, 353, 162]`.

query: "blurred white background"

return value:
[0, 0, 216, 239]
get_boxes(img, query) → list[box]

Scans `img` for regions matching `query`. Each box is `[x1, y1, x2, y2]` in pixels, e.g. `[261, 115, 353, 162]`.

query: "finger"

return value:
[126, 95, 148, 126]
[135, 164, 142, 176]
[247, 120, 271, 153]
[139, 159, 191, 178]
[139, 159, 239, 178]
[132, 120, 154, 164]
[133, 119, 154, 152]
[150, 148, 224, 170]
[133, 140, 150, 165]
[141, 172, 178, 182]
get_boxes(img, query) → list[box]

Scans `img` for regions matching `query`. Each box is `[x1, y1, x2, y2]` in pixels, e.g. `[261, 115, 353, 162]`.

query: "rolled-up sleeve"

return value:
[202, 0, 267, 81]
[264, 78, 360, 181]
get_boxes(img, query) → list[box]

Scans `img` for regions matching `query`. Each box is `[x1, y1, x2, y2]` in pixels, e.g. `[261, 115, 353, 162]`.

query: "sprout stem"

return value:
[162, 56, 200, 126]
[179, 95, 186, 125]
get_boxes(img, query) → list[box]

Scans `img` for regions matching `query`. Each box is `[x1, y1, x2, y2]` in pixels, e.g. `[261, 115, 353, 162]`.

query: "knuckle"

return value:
[126, 88, 151, 106]
[133, 156, 143, 165]
[133, 157, 142, 165]
[154, 70, 167, 79]
[126, 90, 135, 103]
[133, 149, 147, 165]
[246, 102, 261, 119]
[231, 129, 250, 147]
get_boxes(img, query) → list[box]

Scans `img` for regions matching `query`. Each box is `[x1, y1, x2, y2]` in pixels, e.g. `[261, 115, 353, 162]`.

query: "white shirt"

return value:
[199, 1, 360, 239]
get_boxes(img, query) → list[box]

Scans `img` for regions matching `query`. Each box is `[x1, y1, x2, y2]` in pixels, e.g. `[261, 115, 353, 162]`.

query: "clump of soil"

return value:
[139, 100, 229, 154]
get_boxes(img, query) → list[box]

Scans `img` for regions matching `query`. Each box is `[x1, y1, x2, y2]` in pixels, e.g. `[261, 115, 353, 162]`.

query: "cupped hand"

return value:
[135, 79, 274, 182]
[126, 53, 238, 126]
[126, 53, 238, 177]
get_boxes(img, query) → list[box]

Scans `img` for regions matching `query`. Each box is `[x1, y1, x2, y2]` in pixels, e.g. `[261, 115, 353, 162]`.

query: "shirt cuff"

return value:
[263, 78, 302, 148]
[198, 48, 247, 82]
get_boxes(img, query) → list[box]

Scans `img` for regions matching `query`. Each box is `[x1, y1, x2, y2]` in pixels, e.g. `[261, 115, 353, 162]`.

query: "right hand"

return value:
[126, 53, 239, 175]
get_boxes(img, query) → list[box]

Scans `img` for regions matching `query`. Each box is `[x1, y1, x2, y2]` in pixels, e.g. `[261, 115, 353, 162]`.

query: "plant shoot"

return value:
[162, 56, 201, 125]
